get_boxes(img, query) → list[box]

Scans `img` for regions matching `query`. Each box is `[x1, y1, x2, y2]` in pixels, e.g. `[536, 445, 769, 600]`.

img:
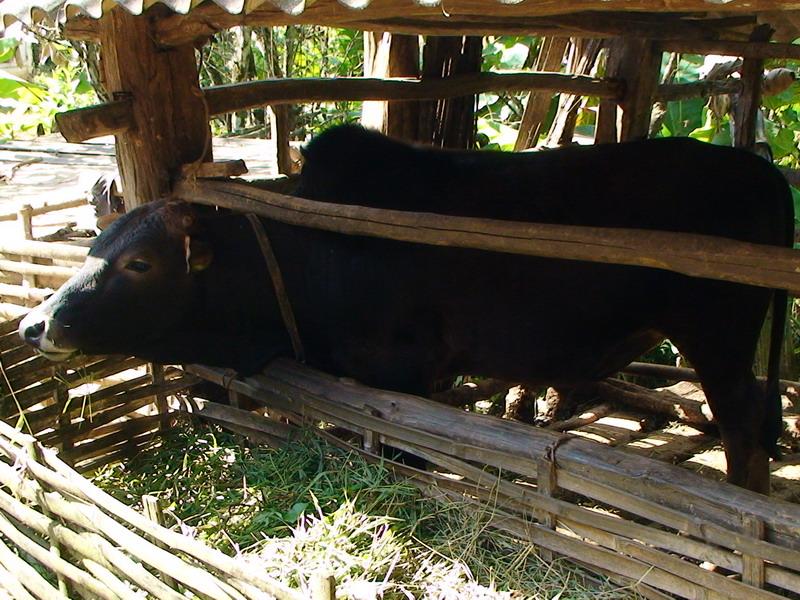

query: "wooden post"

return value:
[17, 204, 36, 305]
[597, 37, 662, 142]
[54, 367, 72, 455]
[419, 36, 482, 149]
[268, 105, 293, 175]
[149, 363, 169, 434]
[515, 37, 569, 150]
[537, 455, 559, 563]
[310, 573, 336, 600]
[142, 495, 178, 590]
[98, 6, 212, 208]
[742, 515, 766, 588]
[385, 35, 421, 141]
[544, 38, 602, 147]
[362, 33, 421, 141]
[734, 26, 773, 150]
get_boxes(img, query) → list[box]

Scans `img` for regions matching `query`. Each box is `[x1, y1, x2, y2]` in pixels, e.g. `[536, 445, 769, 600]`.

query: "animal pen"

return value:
[2, 0, 800, 598]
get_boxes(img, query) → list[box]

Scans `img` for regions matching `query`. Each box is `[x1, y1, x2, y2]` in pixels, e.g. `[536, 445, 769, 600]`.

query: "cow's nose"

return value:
[23, 320, 46, 345]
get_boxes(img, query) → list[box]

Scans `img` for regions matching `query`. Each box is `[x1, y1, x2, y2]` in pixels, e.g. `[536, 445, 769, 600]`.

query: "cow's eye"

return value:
[125, 259, 151, 273]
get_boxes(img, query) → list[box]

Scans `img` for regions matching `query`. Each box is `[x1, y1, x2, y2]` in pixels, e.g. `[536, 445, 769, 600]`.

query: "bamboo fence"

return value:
[0, 314, 336, 599]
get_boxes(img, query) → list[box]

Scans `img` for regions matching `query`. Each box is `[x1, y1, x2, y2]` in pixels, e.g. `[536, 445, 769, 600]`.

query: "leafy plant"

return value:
[0, 34, 97, 140]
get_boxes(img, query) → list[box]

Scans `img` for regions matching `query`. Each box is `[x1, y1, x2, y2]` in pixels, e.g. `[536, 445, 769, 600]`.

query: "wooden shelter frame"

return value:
[4, 1, 800, 598]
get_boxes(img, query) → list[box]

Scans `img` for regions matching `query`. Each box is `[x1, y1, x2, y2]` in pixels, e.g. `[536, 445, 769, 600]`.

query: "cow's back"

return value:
[298, 126, 792, 248]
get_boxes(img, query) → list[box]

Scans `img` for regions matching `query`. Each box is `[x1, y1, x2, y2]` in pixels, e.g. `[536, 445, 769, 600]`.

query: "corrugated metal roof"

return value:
[1, 0, 800, 36]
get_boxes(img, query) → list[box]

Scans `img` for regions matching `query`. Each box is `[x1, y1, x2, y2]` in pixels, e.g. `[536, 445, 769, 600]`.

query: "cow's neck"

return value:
[186, 213, 294, 374]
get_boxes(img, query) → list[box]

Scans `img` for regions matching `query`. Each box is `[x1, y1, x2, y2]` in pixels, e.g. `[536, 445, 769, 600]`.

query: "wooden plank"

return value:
[174, 179, 800, 295]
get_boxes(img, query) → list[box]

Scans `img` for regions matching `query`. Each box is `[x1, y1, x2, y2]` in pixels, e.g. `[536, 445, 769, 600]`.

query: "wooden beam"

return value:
[657, 79, 742, 102]
[145, 2, 756, 48]
[53, 74, 747, 144]
[204, 73, 621, 117]
[54, 98, 133, 143]
[173, 179, 800, 295]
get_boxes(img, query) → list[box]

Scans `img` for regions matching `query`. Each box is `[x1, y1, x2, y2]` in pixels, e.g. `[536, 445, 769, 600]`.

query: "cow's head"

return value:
[19, 201, 213, 361]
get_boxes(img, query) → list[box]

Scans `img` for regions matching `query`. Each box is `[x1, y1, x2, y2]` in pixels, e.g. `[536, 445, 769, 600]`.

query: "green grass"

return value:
[92, 419, 639, 599]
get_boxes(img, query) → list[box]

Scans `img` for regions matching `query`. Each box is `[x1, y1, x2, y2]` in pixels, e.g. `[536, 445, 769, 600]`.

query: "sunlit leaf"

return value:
[0, 39, 18, 63]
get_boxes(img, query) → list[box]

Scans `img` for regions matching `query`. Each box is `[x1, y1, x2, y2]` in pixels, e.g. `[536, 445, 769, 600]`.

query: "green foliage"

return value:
[0, 35, 97, 140]
[200, 26, 364, 138]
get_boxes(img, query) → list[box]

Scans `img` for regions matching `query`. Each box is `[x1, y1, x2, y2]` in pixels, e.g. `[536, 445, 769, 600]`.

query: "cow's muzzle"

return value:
[18, 310, 77, 361]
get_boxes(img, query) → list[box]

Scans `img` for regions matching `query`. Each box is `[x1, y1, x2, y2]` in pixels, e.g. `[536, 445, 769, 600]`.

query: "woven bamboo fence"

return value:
[0, 198, 90, 319]
[0, 416, 330, 600]
[0, 315, 338, 599]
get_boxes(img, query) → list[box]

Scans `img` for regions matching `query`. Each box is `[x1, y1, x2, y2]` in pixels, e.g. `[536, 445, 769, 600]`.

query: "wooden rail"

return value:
[174, 179, 800, 295]
[55, 73, 745, 143]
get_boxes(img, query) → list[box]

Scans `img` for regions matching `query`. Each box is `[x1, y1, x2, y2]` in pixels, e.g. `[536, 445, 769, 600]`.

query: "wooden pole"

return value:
[16, 205, 36, 305]
[418, 36, 483, 149]
[97, 6, 212, 208]
[173, 179, 800, 295]
[611, 37, 663, 142]
[515, 37, 569, 150]
[734, 26, 773, 149]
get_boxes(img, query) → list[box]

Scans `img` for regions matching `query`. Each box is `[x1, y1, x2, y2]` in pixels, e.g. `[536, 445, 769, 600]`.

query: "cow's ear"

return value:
[97, 213, 122, 231]
[184, 235, 213, 273]
[164, 201, 198, 233]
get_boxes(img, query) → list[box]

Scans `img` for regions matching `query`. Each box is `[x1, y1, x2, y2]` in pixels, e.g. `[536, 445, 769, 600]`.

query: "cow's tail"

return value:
[763, 288, 787, 460]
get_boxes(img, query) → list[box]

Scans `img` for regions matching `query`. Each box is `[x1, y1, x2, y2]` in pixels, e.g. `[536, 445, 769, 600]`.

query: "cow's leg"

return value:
[696, 372, 771, 493]
[665, 284, 773, 493]
[670, 316, 772, 493]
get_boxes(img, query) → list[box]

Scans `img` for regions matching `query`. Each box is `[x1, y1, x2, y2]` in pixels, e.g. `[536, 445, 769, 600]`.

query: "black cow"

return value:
[19, 126, 793, 493]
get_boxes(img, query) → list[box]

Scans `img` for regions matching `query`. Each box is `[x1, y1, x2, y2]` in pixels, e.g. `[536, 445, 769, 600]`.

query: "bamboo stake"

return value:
[0, 479, 240, 600]
[0, 240, 89, 262]
[0, 199, 89, 223]
[141, 495, 178, 589]
[0, 486, 185, 600]
[0, 260, 78, 280]
[25, 439, 71, 597]
[0, 536, 62, 600]
[0, 561, 37, 600]
[186, 362, 800, 561]
[0, 283, 54, 303]
[0, 424, 305, 600]
[79, 560, 141, 600]
[0, 512, 119, 600]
